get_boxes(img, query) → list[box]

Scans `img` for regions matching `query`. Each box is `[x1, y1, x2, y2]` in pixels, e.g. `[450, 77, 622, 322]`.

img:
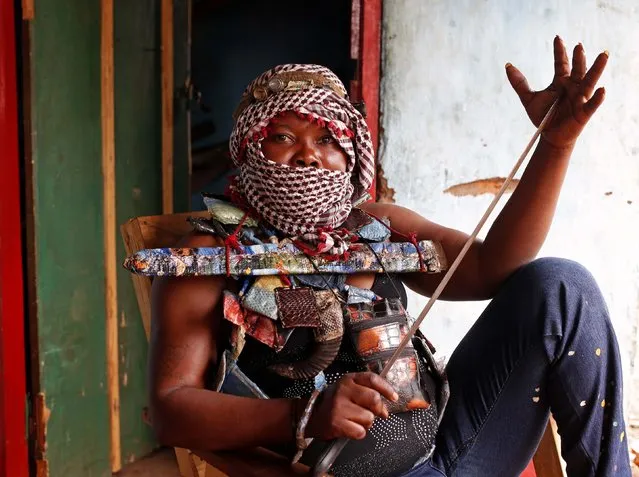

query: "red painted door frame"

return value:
[0, 1, 29, 476]
[351, 0, 382, 200]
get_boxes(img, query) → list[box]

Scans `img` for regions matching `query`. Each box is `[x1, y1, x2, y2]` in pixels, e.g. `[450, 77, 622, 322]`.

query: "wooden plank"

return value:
[360, 0, 382, 200]
[101, 0, 121, 471]
[34, 394, 50, 477]
[120, 211, 207, 339]
[120, 218, 154, 341]
[139, 211, 208, 247]
[173, 0, 192, 212]
[193, 453, 226, 477]
[549, 417, 565, 475]
[350, 0, 361, 60]
[195, 448, 308, 477]
[204, 463, 228, 477]
[28, 0, 111, 474]
[533, 418, 565, 477]
[0, 0, 29, 474]
[162, 0, 174, 214]
[22, 0, 34, 20]
[174, 448, 200, 477]
[113, 0, 164, 463]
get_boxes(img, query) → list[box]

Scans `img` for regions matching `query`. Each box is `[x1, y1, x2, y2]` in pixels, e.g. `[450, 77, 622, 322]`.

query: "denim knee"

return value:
[509, 258, 612, 358]
[511, 257, 602, 301]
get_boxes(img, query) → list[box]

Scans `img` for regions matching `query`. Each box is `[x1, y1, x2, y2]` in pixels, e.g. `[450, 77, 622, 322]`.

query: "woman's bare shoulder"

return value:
[358, 201, 451, 242]
[360, 201, 401, 215]
[359, 201, 423, 226]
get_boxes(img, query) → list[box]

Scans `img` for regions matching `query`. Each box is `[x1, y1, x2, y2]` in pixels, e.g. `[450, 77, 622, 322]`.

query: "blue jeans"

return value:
[402, 258, 631, 477]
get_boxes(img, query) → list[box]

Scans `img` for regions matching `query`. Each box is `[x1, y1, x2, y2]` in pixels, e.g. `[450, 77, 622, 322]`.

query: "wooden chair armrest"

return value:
[194, 447, 310, 477]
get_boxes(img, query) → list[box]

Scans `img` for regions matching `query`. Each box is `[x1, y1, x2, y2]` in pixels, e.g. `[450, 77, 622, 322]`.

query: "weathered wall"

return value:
[380, 0, 639, 420]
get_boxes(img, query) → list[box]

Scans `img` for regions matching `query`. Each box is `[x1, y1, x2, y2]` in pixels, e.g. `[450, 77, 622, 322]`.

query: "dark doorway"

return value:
[189, 0, 355, 209]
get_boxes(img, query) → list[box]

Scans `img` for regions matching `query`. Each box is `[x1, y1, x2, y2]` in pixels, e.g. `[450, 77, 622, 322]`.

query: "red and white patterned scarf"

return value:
[228, 64, 375, 254]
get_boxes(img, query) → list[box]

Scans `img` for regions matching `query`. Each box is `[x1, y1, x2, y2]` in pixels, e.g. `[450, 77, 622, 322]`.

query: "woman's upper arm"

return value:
[148, 234, 227, 401]
[361, 202, 488, 300]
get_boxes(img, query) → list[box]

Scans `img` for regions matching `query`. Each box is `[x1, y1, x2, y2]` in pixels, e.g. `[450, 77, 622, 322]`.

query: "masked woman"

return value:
[147, 37, 630, 476]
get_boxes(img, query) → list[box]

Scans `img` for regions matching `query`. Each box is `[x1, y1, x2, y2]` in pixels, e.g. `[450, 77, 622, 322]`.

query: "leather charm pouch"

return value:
[275, 287, 321, 328]
[268, 290, 344, 380]
[312, 290, 344, 342]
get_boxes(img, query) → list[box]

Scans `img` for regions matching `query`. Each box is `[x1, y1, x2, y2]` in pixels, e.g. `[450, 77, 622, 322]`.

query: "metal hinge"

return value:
[176, 78, 210, 113]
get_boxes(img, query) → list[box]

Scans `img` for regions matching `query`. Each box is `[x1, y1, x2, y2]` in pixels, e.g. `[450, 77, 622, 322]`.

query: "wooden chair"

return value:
[121, 211, 307, 477]
[120, 211, 565, 477]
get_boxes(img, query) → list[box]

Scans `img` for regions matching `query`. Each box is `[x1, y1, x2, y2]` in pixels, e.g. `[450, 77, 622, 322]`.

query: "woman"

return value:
[147, 36, 630, 476]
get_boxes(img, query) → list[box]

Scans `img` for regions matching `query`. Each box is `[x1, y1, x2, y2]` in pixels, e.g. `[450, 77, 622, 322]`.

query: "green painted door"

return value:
[25, 1, 190, 475]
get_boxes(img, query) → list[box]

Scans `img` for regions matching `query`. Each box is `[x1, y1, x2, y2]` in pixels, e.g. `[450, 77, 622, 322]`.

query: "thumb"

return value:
[506, 63, 534, 105]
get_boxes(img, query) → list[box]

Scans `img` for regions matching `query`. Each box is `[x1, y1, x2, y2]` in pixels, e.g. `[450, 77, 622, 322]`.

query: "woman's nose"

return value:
[294, 143, 321, 168]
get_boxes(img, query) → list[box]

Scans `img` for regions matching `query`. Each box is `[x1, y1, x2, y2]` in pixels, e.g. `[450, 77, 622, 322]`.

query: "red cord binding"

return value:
[224, 212, 251, 277]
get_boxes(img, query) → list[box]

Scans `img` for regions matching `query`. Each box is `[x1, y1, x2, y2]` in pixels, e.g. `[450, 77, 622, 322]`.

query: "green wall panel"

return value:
[29, 0, 189, 471]
[114, 0, 163, 463]
[30, 1, 110, 475]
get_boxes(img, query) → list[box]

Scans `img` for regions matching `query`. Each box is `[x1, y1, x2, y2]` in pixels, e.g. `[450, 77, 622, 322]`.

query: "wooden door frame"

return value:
[0, 1, 29, 476]
[171, 0, 382, 207]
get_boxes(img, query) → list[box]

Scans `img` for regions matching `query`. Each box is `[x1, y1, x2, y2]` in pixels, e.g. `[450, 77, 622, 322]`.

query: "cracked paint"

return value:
[443, 177, 520, 197]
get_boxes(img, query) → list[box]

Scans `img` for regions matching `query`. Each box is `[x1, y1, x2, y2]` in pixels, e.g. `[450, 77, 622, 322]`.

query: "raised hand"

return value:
[506, 36, 608, 148]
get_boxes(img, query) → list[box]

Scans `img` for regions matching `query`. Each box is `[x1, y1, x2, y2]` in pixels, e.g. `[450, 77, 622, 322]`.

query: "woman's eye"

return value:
[318, 135, 335, 144]
[272, 134, 291, 143]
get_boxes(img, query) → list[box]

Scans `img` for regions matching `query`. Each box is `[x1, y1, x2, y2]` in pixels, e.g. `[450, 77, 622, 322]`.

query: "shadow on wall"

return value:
[190, 0, 354, 209]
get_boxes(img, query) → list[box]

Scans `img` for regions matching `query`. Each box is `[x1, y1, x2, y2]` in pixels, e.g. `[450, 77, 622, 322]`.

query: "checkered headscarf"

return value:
[228, 64, 375, 239]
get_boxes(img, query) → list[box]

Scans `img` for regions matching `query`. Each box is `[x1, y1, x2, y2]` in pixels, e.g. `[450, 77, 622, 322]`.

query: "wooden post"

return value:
[0, 0, 29, 475]
[360, 0, 382, 201]
[101, 0, 121, 471]
[21, 0, 34, 20]
[533, 418, 566, 477]
[162, 0, 174, 214]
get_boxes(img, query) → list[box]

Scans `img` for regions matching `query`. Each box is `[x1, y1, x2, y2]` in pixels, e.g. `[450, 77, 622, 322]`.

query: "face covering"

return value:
[229, 64, 375, 240]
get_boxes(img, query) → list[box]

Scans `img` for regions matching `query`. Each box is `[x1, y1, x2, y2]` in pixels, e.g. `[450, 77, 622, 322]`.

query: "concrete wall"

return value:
[380, 0, 639, 420]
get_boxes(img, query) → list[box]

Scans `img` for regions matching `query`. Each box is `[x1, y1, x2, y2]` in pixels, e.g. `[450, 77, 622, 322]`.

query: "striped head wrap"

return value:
[228, 64, 375, 243]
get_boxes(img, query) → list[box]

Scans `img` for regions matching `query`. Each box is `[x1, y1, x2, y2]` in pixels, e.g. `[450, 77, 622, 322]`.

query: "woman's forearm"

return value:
[480, 138, 574, 288]
[151, 387, 297, 451]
